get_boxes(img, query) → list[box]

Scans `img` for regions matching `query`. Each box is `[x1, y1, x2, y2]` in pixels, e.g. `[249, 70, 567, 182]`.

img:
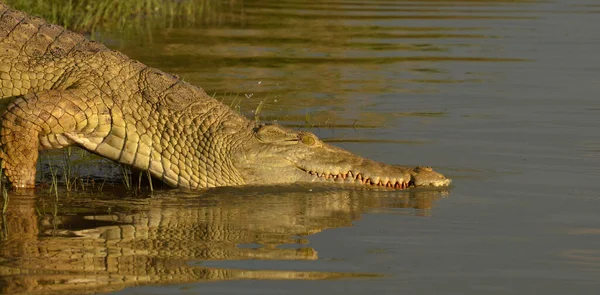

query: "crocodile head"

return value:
[231, 124, 451, 189]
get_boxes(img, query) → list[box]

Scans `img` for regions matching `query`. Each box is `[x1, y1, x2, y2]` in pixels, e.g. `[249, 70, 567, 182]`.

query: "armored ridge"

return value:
[0, 3, 450, 190]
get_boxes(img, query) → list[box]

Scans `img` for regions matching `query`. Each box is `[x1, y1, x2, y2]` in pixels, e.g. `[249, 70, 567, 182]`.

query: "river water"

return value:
[1, 0, 600, 294]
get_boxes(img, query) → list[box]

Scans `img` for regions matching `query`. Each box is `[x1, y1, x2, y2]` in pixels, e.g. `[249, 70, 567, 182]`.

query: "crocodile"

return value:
[0, 3, 451, 190]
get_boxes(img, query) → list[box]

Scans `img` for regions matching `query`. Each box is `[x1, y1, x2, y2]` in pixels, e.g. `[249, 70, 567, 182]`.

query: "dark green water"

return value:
[1, 0, 600, 294]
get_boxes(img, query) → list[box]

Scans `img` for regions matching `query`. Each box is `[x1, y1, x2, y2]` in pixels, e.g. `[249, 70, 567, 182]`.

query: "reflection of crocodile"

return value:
[0, 4, 450, 190]
[0, 187, 447, 294]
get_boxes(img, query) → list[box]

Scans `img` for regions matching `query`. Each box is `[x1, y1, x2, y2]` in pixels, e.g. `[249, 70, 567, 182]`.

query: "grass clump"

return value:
[5, 0, 236, 35]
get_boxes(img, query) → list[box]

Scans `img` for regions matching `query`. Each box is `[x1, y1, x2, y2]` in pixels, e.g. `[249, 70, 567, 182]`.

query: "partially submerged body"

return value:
[0, 3, 450, 190]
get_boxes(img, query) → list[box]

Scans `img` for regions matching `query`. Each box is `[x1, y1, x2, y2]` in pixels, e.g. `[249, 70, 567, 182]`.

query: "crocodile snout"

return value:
[410, 166, 451, 187]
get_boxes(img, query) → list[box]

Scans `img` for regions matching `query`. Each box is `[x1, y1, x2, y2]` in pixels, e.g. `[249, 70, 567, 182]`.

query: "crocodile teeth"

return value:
[303, 169, 410, 190]
[393, 181, 409, 189]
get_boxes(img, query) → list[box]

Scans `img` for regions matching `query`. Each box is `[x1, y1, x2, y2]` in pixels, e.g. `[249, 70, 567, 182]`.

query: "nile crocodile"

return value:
[0, 3, 451, 190]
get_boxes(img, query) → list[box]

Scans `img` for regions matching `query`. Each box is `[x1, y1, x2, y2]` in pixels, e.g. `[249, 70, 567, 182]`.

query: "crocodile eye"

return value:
[300, 134, 316, 146]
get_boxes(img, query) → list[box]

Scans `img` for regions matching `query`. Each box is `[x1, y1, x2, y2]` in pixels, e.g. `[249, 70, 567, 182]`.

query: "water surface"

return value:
[1, 0, 600, 294]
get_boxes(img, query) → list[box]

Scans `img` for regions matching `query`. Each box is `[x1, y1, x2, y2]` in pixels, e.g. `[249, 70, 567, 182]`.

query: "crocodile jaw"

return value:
[231, 124, 450, 190]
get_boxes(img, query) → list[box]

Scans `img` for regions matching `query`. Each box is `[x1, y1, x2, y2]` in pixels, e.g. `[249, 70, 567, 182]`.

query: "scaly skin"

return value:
[0, 3, 451, 190]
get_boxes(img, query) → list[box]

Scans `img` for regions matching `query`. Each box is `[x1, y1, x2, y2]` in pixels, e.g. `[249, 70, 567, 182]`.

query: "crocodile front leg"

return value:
[0, 89, 111, 188]
[0, 110, 38, 188]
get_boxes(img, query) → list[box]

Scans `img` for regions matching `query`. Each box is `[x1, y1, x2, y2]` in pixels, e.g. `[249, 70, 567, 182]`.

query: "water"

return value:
[1, 0, 600, 294]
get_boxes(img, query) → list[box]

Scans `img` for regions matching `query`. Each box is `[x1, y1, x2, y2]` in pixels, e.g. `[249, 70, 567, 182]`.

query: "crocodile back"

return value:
[0, 3, 108, 98]
[0, 3, 107, 57]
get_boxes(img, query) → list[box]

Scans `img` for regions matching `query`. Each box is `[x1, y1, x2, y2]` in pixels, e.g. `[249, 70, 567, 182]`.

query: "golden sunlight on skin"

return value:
[0, 3, 450, 191]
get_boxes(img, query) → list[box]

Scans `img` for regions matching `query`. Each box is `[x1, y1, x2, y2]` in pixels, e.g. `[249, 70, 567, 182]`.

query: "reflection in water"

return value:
[560, 227, 600, 272]
[0, 187, 448, 294]
[119, 0, 532, 129]
[560, 249, 600, 271]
